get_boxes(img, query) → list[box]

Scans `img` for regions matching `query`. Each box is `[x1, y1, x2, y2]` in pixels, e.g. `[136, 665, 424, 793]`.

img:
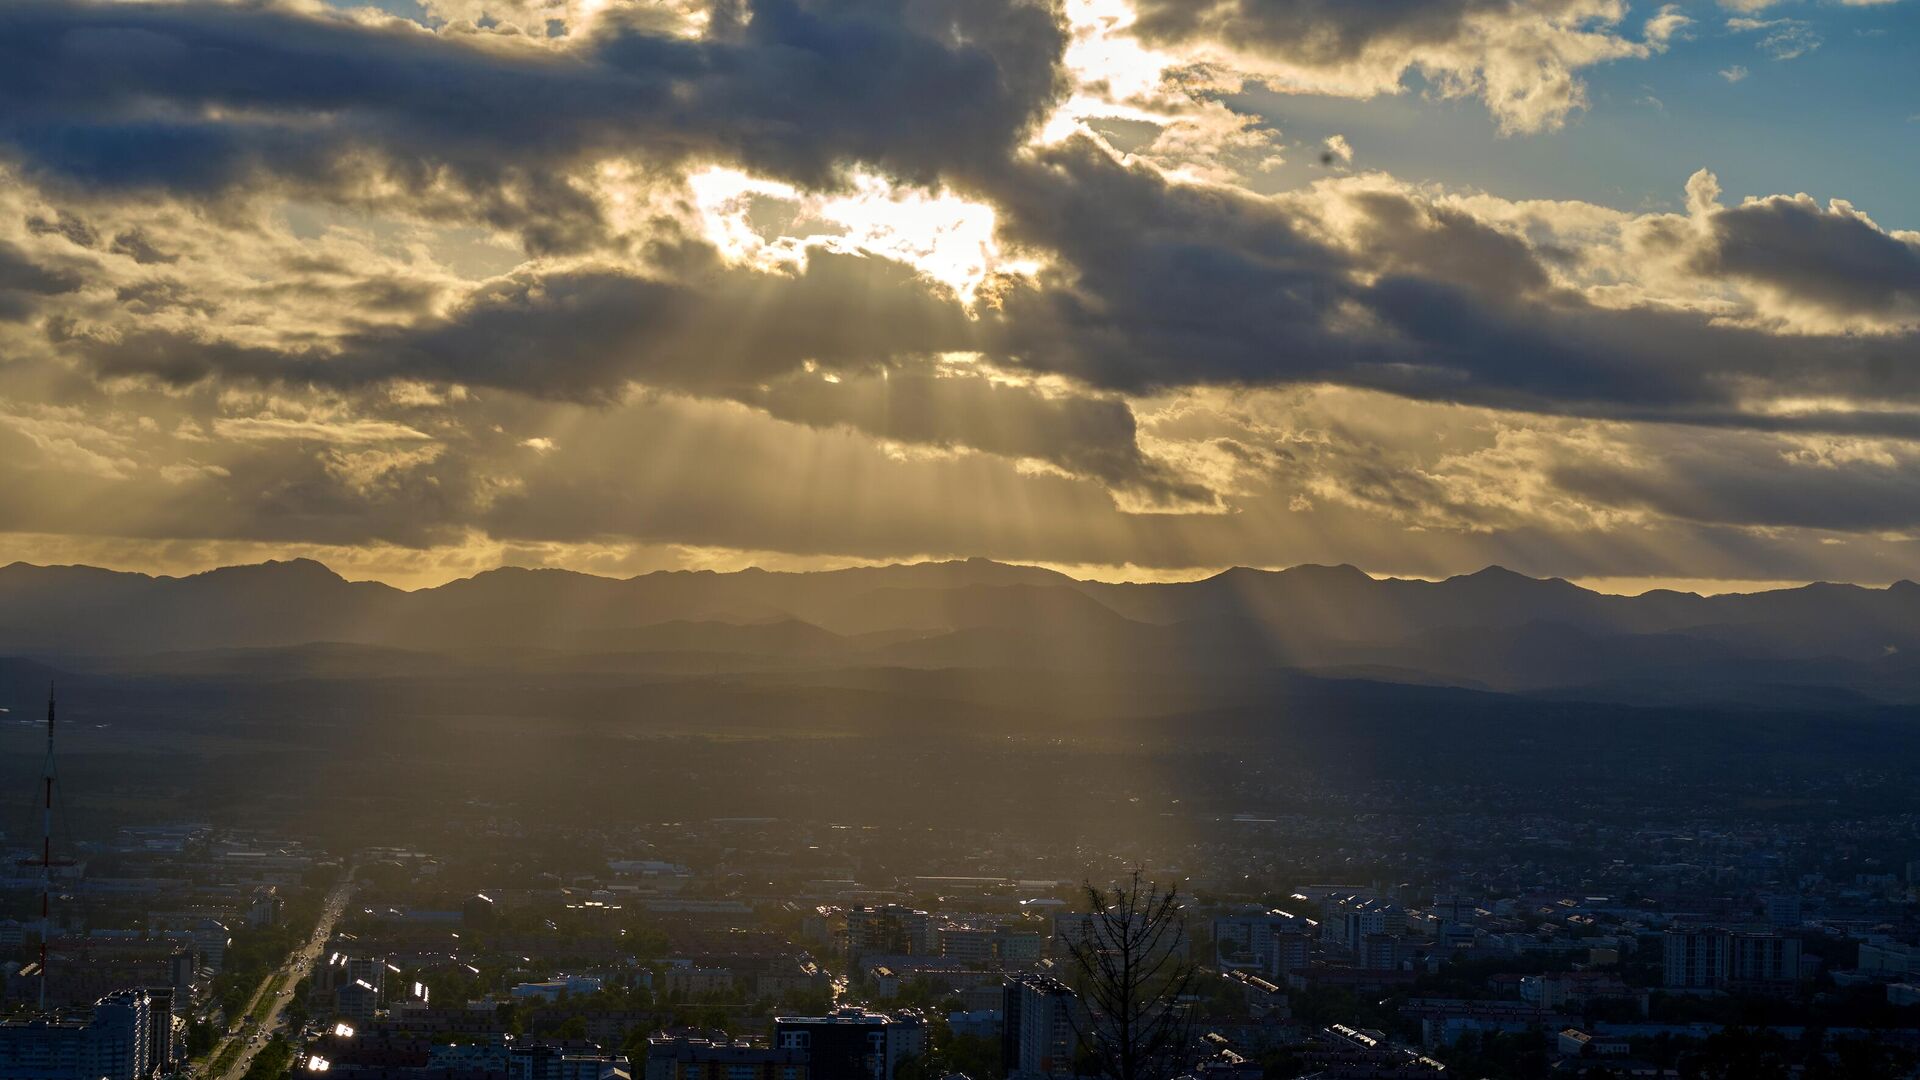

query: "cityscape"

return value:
[3, 553, 1920, 1078]
[3, 0, 1920, 1076]
[4, 743, 1920, 1080]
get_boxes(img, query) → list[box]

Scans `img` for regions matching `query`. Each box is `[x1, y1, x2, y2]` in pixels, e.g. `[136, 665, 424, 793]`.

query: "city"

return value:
[3, 678, 1920, 1079]
[3, 0, 1920, 1075]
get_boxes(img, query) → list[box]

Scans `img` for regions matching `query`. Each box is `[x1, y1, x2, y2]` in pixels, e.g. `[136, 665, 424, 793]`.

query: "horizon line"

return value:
[1, 554, 1909, 600]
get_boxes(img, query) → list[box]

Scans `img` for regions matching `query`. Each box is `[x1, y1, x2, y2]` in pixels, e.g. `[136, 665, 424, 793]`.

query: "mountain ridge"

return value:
[4, 555, 1912, 598]
[3, 557, 1918, 705]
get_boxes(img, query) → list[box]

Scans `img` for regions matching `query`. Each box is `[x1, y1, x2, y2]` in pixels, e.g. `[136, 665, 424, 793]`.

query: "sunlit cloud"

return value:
[1120, 0, 1691, 135]
[684, 166, 1032, 300]
[0, 0, 1916, 590]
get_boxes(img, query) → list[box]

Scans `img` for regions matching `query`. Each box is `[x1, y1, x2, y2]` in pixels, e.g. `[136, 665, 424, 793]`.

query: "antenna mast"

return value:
[38, 685, 55, 1010]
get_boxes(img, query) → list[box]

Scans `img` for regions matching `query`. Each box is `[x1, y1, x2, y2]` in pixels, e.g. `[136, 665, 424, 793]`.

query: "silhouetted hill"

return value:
[2, 557, 1917, 705]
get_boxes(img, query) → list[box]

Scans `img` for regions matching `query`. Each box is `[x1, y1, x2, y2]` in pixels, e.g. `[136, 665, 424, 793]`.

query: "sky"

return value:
[0, 0, 1918, 591]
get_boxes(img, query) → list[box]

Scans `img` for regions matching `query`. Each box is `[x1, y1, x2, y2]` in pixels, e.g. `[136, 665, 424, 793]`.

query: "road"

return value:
[203, 870, 357, 1080]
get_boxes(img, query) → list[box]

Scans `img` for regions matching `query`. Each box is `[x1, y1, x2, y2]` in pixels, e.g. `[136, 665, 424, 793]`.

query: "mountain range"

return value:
[3, 558, 1919, 708]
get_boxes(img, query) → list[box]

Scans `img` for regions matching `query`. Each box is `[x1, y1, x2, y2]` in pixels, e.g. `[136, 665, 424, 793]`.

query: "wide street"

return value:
[204, 870, 357, 1080]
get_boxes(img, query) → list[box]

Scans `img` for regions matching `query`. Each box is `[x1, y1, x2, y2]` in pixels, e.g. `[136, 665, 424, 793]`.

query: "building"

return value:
[1430, 895, 1478, 928]
[936, 925, 1042, 968]
[1519, 975, 1570, 1010]
[0, 990, 158, 1080]
[1400, 999, 1572, 1050]
[1001, 975, 1077, 1080]
[464, 895, 497, 927]
[1663, 928, 1729, 990]
[1222, 972, 1288, 1021]
[936, 928, 994, 967]
[317, 954, 388, 997]
[192, 921, 230, 972]
[1728, 931, 1801, 991]
[1188, 1039, 1260, 1080]
[511, 977, 605, 1003]
[311, 953, 390, 1023]
[1663, 928, 1801, 991]
[1556, 1029, 1629, 1058]
[773, 1009, 923, 1080]
[1762, 894, 1802, 929]
[1303, 1025, 1447, 1076]
[993, 927, 1044, 965]
[508, 1044, 630, 1080]
[1860, 940, 1920, 978]
[395, 981, 431, 1010]
[946, 1011, 1000, 1040]
[141, 986, 179, 1075]
[1212, 911, 1313, 978]
[1321, 896, 1404, 949]
[11, 938, 196, 1008]
[663, 965, 734, 999]
[338, 980, 382, 1026]
[643, 1037, 808, 1080]
[846, 908, 931, 962]
[248, 888, 284, 930]
[1357, 933, 1400, 972]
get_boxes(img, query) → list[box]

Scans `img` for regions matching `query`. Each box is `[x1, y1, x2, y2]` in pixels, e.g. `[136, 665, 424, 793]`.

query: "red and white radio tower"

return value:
[26, 685, 73, 1010]
[38, 687, 55, 1009]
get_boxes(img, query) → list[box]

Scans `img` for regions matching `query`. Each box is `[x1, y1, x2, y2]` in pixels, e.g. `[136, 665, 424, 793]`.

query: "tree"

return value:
[1064, 871, 1197, 1080]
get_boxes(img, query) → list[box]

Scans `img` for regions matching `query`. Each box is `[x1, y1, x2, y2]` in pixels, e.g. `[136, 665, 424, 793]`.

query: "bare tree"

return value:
[1064, 870, 1197, 1080]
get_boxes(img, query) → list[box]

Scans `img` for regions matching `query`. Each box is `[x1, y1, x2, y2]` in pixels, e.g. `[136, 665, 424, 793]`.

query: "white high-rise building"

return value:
[1001, 975, 1077, 1080]
[0, 989, 156, 1080]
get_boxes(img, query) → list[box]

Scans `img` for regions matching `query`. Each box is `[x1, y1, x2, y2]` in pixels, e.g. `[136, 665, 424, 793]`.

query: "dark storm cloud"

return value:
[13, 1, 1920, 467]
[107, 228, 179, 266]
[1696, 194, 1920, 319]
[972, 141, 1920, 426]
[0, 238, 85, 321]
[978, 139, 1371, 391]
[0, 419, 471, 548]
[1129, 0, 1534, 65]
[68, 135, 1920, 442]
[0, 0, 1067, 251]
[1350, 273, 1915, 415]
[73, 242, 1199, 499]
[1343, 191, 1551, 297]
[77, 245, 973, 401]
[1551, 439, 1920, 533]
[751, 367, 1215, 505]
[24, 209, 100, 248]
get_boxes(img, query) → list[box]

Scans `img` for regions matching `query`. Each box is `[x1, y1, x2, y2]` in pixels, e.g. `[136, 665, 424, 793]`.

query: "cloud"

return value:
[0, 0, 1068, 252]
[1726, 15, 1821, 60]
[966, 144, 1920, 431]
[1637, 168, 1920, 332]
[59, 147, 1920, 451]
[749, 363, 1217, 508]
[1697, 193, 1920, 326]
[1550, 429, 1920, 533]
[0, 402, 138, 480]
[1719, 64, 1749, 81]
[0, 238, 84, 320]
[7, 367, 1920, 586]
[1124, 0, 1688, 134]
[211, 416, 436, 444]
[4, 0, 1920, 587]
[71, 245, 974, 400]
[107, 227, 177, 266]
